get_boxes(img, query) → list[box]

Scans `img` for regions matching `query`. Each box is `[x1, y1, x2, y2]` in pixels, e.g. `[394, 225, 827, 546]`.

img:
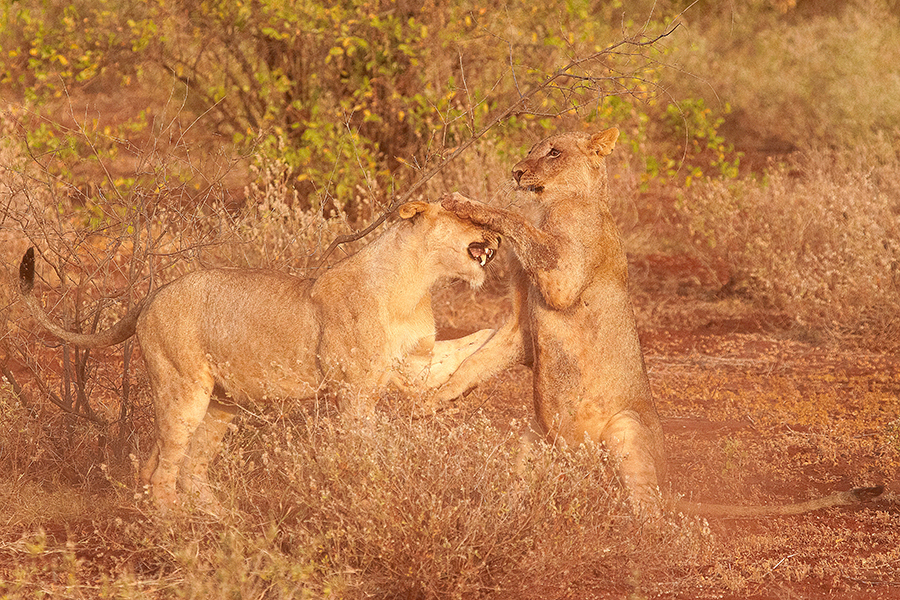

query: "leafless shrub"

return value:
[135, 408, 706, 598]
[0, 102, 355, 489]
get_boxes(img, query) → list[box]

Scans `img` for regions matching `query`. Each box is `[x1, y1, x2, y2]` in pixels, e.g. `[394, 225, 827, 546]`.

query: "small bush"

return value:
[0, 0, 692, 215]
[0, 396, 712, 598]
[667, 0, 900, 150]
[678, 147, 900, 343]
[208, 409, 651, 597]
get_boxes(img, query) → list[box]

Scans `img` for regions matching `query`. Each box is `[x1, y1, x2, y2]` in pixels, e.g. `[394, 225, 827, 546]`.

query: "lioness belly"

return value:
[529, 294, 659, 443]
[208, 356, 321, 402]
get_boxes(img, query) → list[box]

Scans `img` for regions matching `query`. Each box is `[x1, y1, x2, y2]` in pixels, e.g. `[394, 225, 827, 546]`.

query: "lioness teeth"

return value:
[469, 244, 495, 267]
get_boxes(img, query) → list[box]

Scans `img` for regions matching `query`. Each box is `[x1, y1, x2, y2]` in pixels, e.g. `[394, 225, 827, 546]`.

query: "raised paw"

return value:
[439, 192, 468, 214]
[441, 193, 489, 226]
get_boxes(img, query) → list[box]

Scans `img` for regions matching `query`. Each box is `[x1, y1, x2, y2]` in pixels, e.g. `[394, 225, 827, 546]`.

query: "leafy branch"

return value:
[316, 24, 680, 265]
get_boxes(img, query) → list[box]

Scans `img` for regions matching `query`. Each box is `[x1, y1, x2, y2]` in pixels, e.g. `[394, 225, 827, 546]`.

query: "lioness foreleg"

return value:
[406, 328, 495, 388]
[432, 319, 527, 403]
[441, 193, 589, 310]
[441, 193, 555, 265]
[433, 259, 533, 403]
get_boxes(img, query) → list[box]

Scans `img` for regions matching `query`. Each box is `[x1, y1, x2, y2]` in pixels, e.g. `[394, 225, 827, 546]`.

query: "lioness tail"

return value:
[19, 247, 145, 348]
[676, 485, 884, 518]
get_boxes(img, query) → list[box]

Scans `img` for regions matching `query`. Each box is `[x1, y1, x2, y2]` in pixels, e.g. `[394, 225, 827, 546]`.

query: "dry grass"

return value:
[3, 115, 899, 598]
[666, 0, 900, 150]
[3, 304, 898, 598]
[3, 123, 900, 600]
[677, 147, 900, 345]
[0, 403, 715, 599]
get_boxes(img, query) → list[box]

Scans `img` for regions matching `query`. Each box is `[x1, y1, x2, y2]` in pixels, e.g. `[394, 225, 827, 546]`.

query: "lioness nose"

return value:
[512, 168, 524, 183]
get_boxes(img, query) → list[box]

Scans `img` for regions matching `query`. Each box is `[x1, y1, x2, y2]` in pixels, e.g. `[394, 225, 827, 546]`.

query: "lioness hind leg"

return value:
[599, 410, 665, 516]
[144, 371, 216, 508]
[178, 399, 238, 509]
[140, 440, 161, 492]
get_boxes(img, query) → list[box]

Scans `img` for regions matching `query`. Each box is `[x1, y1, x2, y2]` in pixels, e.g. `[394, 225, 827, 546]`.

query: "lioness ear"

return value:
[590, 127, 619, 157]
[397, 201, 430, 219]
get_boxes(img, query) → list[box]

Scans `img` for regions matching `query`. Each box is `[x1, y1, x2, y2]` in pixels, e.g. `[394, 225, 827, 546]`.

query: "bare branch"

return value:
[0, 356, 36, 417]
[16, 345, 108, 426]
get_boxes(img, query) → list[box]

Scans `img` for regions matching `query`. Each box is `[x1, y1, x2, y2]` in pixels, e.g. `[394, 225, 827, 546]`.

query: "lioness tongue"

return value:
[468, 244, 488, 266]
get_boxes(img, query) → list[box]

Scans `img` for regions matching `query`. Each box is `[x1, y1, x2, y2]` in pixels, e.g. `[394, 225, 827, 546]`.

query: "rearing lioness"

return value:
[19, 201, 499, 508]
[439, 128, 882, 517]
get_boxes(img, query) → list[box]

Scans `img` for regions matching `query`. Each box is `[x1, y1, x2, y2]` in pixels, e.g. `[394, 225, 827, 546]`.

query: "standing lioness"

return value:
[19, 201, 500, 508]
[439, 128, 881, 517]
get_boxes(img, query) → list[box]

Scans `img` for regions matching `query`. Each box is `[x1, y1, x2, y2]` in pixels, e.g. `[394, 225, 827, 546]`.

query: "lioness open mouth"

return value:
[468, 242, 497, 267]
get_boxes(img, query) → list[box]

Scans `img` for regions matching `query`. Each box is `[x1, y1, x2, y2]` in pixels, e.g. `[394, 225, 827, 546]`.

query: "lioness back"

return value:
[138, 269, 321, 402]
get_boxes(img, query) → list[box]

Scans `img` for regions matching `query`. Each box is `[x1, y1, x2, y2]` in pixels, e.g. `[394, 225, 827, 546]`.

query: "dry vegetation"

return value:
[2, 0, 900, 598]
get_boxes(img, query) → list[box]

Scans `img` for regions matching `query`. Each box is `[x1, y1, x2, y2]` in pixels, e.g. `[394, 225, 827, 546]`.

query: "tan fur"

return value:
[438, 129, 882, 517]
[20, 201, 500, 509]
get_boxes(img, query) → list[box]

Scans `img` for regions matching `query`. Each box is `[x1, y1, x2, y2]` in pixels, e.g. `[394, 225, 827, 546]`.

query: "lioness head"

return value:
[397, 201, 501, 287]
[512, 127, 619, 195]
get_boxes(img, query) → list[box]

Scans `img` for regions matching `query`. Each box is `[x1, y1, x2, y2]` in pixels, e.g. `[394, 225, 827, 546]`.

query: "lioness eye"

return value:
[547, 148, 561, 158]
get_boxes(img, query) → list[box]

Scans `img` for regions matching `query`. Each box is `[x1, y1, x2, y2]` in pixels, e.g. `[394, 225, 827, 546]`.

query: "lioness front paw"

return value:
[439, 192, 467, 212]
[441, 193, 489, 226]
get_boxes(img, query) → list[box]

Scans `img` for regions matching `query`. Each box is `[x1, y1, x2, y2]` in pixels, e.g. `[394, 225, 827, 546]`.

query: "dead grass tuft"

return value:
[0, 398, 713, 598]
[678, 147, 900, 345]
[208, 407, 705, 598]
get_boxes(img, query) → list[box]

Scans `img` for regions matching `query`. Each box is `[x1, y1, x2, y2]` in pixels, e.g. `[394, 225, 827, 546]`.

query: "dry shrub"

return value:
[0, 110, 357, 507]
[198, 408, 710, 598]
[679, 147, 900, 343]
[0, 395, 711, 598]
[203, 155, 357, 273]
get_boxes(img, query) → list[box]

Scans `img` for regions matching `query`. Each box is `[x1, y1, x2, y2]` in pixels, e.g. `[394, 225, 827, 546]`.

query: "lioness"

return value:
[19, 201, 500, 508]
[438, 128, 882, 517]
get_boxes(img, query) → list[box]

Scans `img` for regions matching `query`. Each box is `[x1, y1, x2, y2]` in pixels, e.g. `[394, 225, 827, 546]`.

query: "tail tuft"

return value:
[19, 247, 35, 295]
[850, 485, 884, 503]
